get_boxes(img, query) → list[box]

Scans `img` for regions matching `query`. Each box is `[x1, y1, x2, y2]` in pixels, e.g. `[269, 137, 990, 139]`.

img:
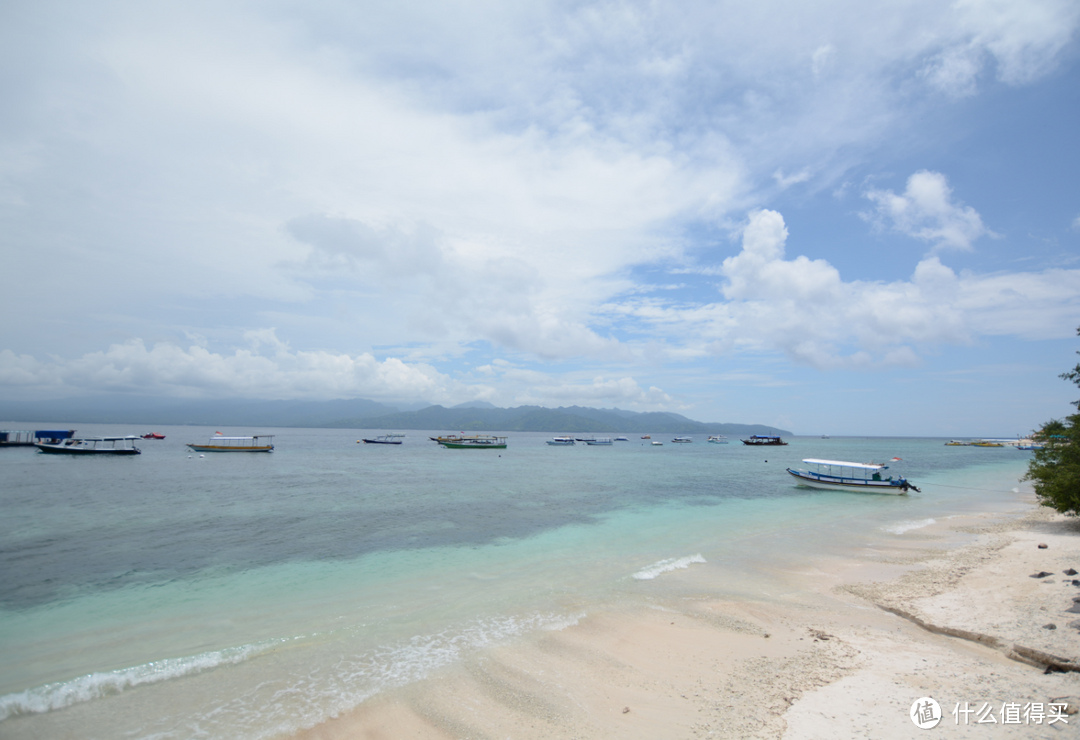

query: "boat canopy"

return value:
[802, 458, 885, 470]
[209, 436, 272, 441]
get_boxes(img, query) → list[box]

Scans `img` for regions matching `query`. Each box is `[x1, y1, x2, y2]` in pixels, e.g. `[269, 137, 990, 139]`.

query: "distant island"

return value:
[0, 396, 792, 436]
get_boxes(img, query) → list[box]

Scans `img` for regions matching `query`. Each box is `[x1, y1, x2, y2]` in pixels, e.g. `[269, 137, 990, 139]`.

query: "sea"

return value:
[0, 425, 1033, 739]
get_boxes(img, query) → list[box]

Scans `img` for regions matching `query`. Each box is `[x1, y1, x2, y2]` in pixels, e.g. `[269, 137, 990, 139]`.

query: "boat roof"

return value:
[210, 435, 273, 441]
[78, 436, 141, 441]
[803, 458, 885, 470]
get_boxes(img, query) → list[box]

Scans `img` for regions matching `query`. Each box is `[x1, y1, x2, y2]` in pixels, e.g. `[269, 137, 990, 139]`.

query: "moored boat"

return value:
[36, 436, 141, 455]
[707, 435, 728, 444]
[362, 434, 404, 444]
[141, 432, 166, 440]
[547, 437, 575, 446]
[586, 438, 613, 445]
[187, 435, 275, 452]
[742, 435, 787, 446]
[615, 436, 629, 441]
[786, 458, 919, 494]
[0, 430, 36, 447]
[671, 436, 692, 443]
[438, 435, 507, 449]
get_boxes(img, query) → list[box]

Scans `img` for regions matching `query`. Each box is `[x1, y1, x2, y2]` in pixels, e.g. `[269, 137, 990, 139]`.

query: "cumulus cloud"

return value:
[864, 170, 995, 252]
[610, 209, 1080, 369]
[0, 334, 457, 402]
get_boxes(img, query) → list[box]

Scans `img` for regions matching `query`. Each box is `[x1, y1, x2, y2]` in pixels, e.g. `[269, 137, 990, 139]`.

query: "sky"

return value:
[1, 0, 1079, 436]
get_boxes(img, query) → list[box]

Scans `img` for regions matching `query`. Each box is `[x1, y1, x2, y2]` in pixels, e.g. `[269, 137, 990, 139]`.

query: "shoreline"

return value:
[296, 486, 1080, 739]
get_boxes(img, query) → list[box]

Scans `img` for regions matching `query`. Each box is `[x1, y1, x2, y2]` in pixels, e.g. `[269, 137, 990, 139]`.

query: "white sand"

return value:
[296, 497, 1080, 740]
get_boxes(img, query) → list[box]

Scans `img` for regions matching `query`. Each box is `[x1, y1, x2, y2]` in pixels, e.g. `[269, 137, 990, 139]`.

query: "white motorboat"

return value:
[547, 437, 575, 446]
[786, 459, 919, 494]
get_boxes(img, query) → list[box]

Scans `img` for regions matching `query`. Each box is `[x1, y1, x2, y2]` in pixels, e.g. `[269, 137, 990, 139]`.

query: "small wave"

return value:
[881, 518, 936, 535]
[633, 554, 706, 580]
[0, 638, 288, 721]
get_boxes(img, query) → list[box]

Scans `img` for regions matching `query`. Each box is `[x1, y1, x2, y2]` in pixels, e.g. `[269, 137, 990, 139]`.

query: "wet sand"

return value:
[296, 492, 1080, 739]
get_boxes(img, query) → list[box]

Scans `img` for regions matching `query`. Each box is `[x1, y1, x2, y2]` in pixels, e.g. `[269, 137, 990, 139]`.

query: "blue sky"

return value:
[1, 0, 1078, 436]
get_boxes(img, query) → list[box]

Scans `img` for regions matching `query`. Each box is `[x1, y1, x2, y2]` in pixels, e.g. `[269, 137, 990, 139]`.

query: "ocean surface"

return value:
[0, 425, 1032, 739]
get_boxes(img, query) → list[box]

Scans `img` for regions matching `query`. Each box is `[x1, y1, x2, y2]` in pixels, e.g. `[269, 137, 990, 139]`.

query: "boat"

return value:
[35, 436, 142, 455]
[615, 437, 629, 441]
[574, 437, 595, 443]
[141, 433, 166, 440]
[944, 440, 970, 446]
[651, 440, 663, 446]
[546, 437, 575, 446]
[438, 435, 507, 449]
[362, 434, 404, 444]
[1, 431, 36, 447]
[641, 435, 651, 439]
[586, 438, 613, 445]
[742, 435, 787, 446]
[786, 458, 919, 494]
[707, 435, 728, 444]
[671, 436, 692, 443]
[186, 435, 275, 452]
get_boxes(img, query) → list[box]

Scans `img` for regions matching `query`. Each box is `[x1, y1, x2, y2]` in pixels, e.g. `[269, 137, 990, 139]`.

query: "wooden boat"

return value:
[741, 435, 787, 446]
[361, 434, 404, 444]
[438, 435, 507, 449]
[36, 436, 141, 455]
[786, 458, 919, 494]
[186, 435, 274, 452]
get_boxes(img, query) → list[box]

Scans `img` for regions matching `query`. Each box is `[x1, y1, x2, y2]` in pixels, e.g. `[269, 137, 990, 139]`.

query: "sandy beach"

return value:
[296, 490, 1080, 740]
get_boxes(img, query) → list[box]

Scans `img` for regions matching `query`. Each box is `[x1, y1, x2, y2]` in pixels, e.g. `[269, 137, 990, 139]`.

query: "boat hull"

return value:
[438, 442, 506, 449]
[186, 444, 274, 453]
[35, 444, 140, 455]
[786, 468, 910, 494]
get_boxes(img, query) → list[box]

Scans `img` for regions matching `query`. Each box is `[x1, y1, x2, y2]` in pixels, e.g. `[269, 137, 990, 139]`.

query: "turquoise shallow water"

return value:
[0, 425, 1031, 739]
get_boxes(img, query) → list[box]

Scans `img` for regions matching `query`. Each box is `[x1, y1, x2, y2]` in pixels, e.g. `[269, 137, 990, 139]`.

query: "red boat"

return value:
[141, 433, 166, 440]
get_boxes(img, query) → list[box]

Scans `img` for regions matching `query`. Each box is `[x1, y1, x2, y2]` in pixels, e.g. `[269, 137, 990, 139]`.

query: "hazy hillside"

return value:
[0, 396, 792, 436]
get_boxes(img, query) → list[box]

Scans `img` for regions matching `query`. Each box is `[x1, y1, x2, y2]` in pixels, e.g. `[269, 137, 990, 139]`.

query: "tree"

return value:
[1026, 326, 1080, 515]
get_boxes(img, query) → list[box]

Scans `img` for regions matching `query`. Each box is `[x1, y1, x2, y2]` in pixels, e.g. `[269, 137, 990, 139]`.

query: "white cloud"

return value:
[864, 170, 995, 252]
[609, 210, 1080, 369]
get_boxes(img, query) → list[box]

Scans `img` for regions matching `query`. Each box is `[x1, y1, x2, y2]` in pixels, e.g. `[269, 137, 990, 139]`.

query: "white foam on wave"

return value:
[633, 554, 706, 580]
[0, 637, 288, 721]
[881, 518, 936, 535]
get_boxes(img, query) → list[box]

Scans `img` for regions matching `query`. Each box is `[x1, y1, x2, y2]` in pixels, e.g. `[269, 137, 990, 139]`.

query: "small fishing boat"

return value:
[36, 436, 142, 456]
[186, 435, 275, 453]
[615, 437, 629, 441]
[438, 435, 507, 449]
[361, 434, 404, 444]
[671, 436, 692, 443]
[641, 435, 651, 439]
[786, 459, 919, 494]
[586, 438, 613, 445]
[742, 435, 787, 446]
[141, 433, 166, 440]
[707, 435, 728, 444]
[651, 440, 663, 446]
[547, 437, 575, 446]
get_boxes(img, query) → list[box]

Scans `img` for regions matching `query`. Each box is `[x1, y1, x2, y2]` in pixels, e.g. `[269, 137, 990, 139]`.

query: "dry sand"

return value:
[296, 496, 1080, 739]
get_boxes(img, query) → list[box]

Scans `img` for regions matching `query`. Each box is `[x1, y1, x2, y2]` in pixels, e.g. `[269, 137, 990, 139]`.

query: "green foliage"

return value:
[1026, 327, 1080, 514]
